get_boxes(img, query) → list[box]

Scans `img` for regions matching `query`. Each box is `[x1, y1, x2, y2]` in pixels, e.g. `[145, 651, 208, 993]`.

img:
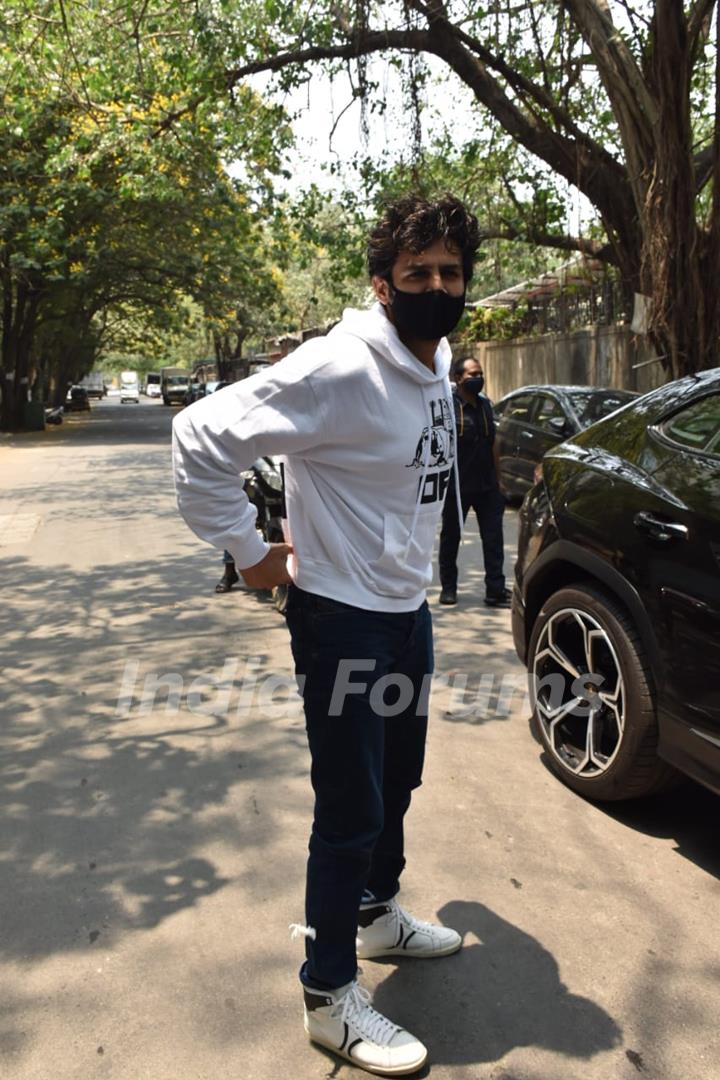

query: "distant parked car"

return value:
[78, 373, 107, 399]
[512, 368, 720, 801]
[64, 386, 91, 412]
[183, 381, 206, 406]
[145, 373, 162, 397]
[494, 385, 638, 498]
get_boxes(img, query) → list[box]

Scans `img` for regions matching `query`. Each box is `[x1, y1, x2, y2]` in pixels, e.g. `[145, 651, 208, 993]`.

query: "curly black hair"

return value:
[367, 193, 481, 283]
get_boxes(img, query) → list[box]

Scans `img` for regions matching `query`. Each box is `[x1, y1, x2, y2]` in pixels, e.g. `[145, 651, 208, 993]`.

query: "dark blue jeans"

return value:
[285, 584, 433, 989]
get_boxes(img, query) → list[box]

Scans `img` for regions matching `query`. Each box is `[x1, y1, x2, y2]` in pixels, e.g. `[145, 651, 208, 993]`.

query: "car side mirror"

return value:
[549, 416, 569, 435]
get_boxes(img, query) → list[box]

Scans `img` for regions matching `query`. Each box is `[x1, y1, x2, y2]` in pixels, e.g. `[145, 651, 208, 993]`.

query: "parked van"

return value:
[145, 372, 161, 398]
[120, 370, 140, 404]
[161, 366, 192, 406]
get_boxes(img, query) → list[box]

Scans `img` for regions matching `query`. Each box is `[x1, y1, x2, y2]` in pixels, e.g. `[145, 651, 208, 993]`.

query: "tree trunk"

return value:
[698, 0, 720, 372]
[639, 2, 706, 378]
[214, 326, 249, 382]
[1, 271, 42, 431]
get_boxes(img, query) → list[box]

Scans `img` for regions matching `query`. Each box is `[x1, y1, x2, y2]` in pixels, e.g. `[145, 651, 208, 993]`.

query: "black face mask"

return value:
[462, 375, 485, 397]
[388, 286, 466, 341]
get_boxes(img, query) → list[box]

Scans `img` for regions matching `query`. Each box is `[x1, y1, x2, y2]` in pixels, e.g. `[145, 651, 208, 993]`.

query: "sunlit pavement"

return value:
[0, 401, 717, 1080]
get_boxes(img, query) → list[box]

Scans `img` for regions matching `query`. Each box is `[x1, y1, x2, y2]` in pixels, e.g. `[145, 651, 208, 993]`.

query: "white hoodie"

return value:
[172, 303, 457, 612]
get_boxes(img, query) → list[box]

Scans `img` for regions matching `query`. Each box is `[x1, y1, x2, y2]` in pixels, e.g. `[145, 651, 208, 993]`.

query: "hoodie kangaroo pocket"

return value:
[372, 510, 437, 583]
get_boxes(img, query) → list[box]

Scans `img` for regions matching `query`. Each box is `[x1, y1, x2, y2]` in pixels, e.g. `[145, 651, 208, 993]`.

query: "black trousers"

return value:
[439, 485, 506, 595]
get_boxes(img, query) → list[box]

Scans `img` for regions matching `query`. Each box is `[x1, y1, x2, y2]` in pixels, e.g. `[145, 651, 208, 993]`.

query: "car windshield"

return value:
[567, 390, 635, 427]
[167, 376, 188, 385]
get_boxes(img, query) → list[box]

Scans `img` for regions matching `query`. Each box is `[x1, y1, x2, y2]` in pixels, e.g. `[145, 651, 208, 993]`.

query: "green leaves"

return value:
[0, 0, 303, 400]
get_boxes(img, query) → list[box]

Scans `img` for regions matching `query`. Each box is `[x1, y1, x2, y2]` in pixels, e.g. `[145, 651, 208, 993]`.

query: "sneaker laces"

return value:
[393, 902, 436, 934]
[334, 983, 401, 1047]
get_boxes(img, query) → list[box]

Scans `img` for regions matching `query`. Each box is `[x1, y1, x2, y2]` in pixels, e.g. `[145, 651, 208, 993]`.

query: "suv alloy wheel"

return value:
[527, 584, 678, 800]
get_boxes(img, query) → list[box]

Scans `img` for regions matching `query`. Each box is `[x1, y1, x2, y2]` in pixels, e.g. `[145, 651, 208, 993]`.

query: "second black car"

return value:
[494, 385, 638, 497]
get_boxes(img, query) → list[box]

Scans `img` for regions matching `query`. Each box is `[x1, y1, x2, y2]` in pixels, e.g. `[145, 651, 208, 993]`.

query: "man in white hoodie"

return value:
[172, 194, 480, 1076]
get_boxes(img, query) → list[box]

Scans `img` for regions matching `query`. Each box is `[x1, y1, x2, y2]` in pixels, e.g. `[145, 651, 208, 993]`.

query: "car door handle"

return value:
[633, 511, 688, 542]
[520, 430, 534, 439]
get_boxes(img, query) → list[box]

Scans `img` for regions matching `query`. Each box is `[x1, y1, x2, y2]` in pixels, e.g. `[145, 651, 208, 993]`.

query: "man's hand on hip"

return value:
[240, 543, 293, 589]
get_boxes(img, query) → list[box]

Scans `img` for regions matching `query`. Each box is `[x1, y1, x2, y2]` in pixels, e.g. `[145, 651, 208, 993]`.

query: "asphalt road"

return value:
[0, 397, 718, 1080]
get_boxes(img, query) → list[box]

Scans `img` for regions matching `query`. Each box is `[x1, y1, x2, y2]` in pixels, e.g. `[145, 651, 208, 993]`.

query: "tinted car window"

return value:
[567, 390, 636, 427]
[534, 394, 566, 432]
[661, 394, 720, 456]
[503, 394, 536, 422]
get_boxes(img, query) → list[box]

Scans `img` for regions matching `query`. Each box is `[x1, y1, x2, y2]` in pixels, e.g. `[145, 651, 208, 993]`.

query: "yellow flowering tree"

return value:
[0, 0, 291, 427]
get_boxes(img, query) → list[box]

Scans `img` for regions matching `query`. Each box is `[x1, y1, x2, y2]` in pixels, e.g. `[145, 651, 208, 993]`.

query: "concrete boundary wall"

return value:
[462, 325, 667, 402]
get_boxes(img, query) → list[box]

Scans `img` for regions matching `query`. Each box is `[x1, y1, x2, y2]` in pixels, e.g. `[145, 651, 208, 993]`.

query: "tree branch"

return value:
[708, 0, 720, 244]
[410, 0, 617, 170]
[688, 0, 717, 58]
[151, 16, 635, 249]
[402, 11, 636, 240]
[153, 28, 432, 137]
[562, 0, 657, 163]
[478, 226, 618, 265]
[695, 143, 715, 191]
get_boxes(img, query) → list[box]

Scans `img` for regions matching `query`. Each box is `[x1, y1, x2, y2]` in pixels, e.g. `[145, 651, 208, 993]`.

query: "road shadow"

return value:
[0, 550, 301, 963]
[600, 781, 720, 880]
[532, 744, 720, 881]
[372, 900, 622, 1068]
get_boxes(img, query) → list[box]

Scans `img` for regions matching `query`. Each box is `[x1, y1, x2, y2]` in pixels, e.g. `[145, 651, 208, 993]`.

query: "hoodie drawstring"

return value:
[451, 395, 465, 542]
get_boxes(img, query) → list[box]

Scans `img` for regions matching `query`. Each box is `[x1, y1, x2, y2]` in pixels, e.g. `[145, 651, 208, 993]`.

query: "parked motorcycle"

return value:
[242, 456, 288, 614]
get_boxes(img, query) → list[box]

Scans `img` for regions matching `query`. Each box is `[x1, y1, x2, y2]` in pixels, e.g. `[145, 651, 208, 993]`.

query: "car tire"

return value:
[528, 583, 678, 801]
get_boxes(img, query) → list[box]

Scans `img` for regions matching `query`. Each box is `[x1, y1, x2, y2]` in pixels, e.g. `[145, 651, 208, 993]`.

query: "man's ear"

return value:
[371, 275, 392, 306]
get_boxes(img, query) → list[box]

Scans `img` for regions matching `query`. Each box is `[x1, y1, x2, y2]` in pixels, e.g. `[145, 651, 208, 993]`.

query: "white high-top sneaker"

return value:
[303, 979, 427, 1076]
[356, 898, 462, 959]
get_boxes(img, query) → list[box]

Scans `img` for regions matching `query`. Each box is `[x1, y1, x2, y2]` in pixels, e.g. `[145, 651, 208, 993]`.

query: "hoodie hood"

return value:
[330, 302, 452, 385]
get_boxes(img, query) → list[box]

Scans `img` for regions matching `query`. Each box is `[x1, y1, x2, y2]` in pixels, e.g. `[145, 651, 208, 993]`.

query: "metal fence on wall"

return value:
[464, 324, 666, 403]
[526, 278, 632, 335]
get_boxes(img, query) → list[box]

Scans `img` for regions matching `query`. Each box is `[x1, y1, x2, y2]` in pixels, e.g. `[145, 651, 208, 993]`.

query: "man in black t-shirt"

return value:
[438, 356, 510, 607]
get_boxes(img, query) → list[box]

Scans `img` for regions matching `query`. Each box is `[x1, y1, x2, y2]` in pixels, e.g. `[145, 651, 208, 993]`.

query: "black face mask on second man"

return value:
[388, 286, 466, 342]
[462, 375, 485, 398]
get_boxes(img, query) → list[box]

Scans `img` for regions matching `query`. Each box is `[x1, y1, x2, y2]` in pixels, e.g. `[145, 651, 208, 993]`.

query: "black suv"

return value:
[512, 369, 720, 801]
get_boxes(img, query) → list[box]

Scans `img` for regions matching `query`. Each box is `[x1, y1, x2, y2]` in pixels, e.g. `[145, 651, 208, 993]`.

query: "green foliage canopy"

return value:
[0, 0, 293, 423]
